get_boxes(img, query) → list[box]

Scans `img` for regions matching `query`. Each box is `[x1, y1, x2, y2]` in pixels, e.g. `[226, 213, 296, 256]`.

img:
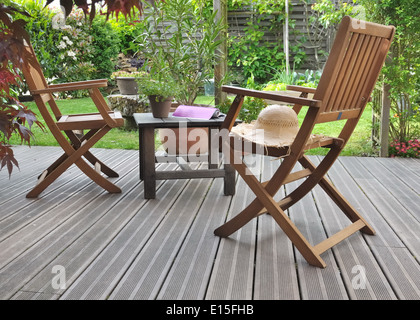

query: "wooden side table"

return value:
[134, 113, 236, 199]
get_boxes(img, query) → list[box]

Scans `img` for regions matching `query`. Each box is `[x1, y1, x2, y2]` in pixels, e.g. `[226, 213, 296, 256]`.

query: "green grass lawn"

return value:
[11, 96, 376, 156]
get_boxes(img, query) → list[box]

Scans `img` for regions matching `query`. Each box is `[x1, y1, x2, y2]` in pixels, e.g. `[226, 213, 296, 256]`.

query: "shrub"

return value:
[228, 0, 307, 85]
[135, 0, 224, 105]
[15, 2, 120, 97]
[389, 139, 420, 158]
[359, 0, 420, 143]
[108, 17, 144, 55]
[263, 69, 322, 91]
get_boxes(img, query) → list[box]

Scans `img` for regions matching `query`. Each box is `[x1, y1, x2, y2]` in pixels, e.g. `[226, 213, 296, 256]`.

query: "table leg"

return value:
[142, 127, 156, 199]
[139, 127, 145, 181]
[224, 163, 235, 196]
[208, 126, 218, 170]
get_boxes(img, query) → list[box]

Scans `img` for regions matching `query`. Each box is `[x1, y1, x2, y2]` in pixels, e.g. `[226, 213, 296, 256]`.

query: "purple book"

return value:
[172, 105, 220, 120]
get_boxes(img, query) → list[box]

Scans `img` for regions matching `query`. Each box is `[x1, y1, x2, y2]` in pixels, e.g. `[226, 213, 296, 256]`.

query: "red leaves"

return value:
[1, 4, 45, 178]
[47, 0, 154, 21]
[0, 143, 19, 178]
[104, 0, 144, 19]
[0, 103, 45, 177]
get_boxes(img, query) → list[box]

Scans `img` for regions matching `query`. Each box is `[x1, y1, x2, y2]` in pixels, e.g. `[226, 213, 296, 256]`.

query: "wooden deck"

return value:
[0, 146, 419, 300]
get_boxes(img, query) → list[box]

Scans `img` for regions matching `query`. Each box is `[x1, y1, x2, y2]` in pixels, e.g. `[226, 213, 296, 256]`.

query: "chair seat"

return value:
[229, 134, 340, 158]
[57, 111, 124, 130]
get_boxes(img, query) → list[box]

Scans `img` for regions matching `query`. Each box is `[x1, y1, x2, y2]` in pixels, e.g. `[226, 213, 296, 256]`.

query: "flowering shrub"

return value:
[18, 2, 119, 98]
[389, 139, 420, 158]
[52, 12, 97, 92]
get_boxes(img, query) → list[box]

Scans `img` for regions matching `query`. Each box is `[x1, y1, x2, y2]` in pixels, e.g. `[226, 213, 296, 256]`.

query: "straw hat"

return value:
[231, 104, 326, 148]
[231, 104, 300, 147]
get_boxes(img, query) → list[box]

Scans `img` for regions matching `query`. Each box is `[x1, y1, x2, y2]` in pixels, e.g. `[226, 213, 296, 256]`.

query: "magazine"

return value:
[172, 105, 220, 120]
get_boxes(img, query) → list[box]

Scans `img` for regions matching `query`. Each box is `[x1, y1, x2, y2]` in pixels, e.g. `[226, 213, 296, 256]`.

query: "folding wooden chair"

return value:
[21, 44, 124, 198]
[214, 16, 395, 268]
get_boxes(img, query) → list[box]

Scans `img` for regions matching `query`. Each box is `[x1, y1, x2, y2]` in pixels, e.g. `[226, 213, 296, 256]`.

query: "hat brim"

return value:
[231, 122, 297, 148]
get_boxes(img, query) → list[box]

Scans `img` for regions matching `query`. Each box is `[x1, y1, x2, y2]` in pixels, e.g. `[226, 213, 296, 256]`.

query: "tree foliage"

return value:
[359, 0, 420, 142]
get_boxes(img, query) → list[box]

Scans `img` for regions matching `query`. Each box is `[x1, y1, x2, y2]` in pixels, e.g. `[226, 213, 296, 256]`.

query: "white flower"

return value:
[62, 36, 70, 41]
[67, 51, 76, 58]
[66, 39, 73, 46]
[57, 41, 67, 49]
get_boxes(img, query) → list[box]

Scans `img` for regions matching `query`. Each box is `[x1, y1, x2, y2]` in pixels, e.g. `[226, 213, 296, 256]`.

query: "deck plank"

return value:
[156, 176, 233, 300]
[0, 146, 418, 300]
[205, 158, 258, 300]
[0, 150, 139, 299]
[327, 156, 419, 299]
[253, 157, 300, 300]
[108, 173, 213, 299]
[60, 164, 191, 300]
[0, 150, 135, 270]
[311, 157, 397, 300]
[339, 157, 420, 259]
[0, 149, 122, 244]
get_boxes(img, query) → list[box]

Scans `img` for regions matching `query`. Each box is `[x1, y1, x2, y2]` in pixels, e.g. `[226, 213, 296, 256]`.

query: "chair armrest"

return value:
[222, 85, 321, 107]
[31, 79, 108, 94]
[286, 85, 317, 95]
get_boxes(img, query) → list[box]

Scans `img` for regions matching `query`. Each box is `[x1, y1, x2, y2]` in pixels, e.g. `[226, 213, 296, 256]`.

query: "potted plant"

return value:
[137, 73, 179, 118]
[111, 71, 146, 95]
[135, 0, 224, 105]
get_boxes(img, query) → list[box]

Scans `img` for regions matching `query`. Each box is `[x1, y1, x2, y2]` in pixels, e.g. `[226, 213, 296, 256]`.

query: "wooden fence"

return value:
[227, 0, 334, 71]
[371, 84, 391, 157]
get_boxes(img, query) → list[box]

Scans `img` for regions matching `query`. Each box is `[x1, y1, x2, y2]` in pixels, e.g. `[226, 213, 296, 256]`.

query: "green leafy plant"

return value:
[14, 1, 120, 97]
[311, 0, 359, 29]
[228, 0, 307, 85]
[263, 68, 321, 91]
[228, 20, 286, 85]
[135, 0, 224, 105]
[111, 70, 146, 79]
[137, 73, 179, 102]
[108, 17, 144, 55]
[359, 0, 420, 143]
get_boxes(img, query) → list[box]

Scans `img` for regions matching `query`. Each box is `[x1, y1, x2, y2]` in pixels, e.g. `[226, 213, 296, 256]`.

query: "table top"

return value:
[133, 112, 228, 128]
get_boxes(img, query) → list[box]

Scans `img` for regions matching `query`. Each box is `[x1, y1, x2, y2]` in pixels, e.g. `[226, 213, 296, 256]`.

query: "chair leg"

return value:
[66, 130, 119, 177]
[220, 155, 327, 268]
[215, 144, 298, 237]
[27, 153, 76, 198]
[299, 155, 375, 235]
[74, 157, 121, 193]
[83, 151, 119, 178]
[214, 197, 265, 237]
[37, 153, 68, 179]
[214, 145, 376, 268]
[27, 127, 121, 198]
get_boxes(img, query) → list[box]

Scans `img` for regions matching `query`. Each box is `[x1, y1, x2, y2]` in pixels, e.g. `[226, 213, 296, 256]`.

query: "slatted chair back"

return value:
[21, 45, 62, 120]
[314, 16, 395, 124]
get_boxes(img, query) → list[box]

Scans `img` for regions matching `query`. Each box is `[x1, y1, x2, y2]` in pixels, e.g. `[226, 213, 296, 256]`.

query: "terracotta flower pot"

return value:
[149, 95, 173, 118]
[116, 77, 138, 95]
